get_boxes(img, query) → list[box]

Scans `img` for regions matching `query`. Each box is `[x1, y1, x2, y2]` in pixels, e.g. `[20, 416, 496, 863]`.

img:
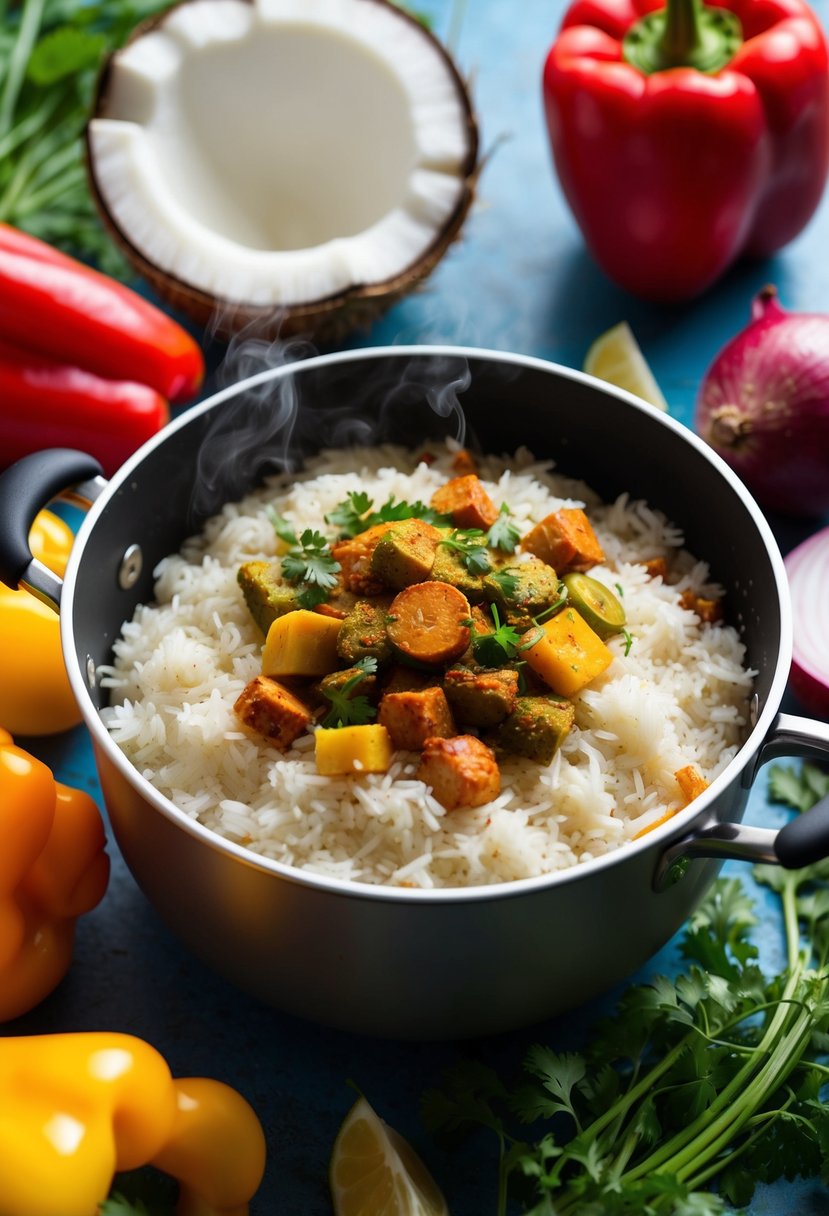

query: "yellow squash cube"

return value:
[315, 724, 394, 775]
[262, 609, 342, 677]
[524, 607, 612, 696]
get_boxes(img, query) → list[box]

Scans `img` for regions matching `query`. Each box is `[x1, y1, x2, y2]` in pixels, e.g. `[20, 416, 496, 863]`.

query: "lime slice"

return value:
[583, 321, 669, 410]
[330, 1096, 449, 1216]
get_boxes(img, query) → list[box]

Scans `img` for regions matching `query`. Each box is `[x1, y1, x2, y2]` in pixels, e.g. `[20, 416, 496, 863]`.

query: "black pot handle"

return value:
[654, 711, 829, 889]
[0, 449, 105, 588]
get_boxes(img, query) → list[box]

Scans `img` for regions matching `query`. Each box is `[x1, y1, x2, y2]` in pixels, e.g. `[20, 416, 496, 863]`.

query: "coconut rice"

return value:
[100, 442, 755, 889]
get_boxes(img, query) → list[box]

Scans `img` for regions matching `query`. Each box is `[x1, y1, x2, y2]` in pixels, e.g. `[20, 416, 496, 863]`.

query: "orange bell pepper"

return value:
[0, 1031, 266, 1216]
[0, 508, 81, 735]
[0, 727, 109, 1021]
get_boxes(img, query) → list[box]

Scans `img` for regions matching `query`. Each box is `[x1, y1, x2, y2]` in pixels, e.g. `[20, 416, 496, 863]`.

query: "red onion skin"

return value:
[785, 527, 829, 717]
[694, 286, 829, 517]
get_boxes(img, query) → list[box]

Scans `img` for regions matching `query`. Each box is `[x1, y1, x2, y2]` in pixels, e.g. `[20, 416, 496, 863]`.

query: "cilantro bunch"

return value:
[423, 763, 829, 1215]
[320, 658, 377, 729]
[0, 0, 169, 273]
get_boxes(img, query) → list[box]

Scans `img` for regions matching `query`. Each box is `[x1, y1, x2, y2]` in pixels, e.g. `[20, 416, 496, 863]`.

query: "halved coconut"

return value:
[86, 0, 479, 340]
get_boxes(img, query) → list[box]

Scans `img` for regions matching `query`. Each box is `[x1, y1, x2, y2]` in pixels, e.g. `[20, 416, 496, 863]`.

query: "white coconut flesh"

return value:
[87, 0, 476, 309]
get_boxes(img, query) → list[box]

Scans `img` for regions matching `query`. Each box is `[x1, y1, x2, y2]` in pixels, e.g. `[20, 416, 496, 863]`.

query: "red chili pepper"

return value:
[0, 223, 204, 402]
[0, 339, 169, 476]
[542, 0, 829, 301]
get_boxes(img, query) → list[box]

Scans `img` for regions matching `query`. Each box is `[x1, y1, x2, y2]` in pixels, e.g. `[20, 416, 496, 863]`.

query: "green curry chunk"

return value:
[336, 598, 394, 666]
[493, 694, 575, 764]
[237, 560, 302, 635]
[443, 665, 519, 727]
[483, 556, 562, 630]
[369, 519, 442, 590]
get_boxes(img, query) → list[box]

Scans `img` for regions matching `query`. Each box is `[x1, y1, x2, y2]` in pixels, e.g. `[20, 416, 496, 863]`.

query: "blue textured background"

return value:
[9, 0, 829, 1211]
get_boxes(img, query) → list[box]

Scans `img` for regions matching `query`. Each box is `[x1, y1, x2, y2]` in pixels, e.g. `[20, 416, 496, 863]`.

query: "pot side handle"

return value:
[655, 712, 829, 890]
[0, 449, 105, 609]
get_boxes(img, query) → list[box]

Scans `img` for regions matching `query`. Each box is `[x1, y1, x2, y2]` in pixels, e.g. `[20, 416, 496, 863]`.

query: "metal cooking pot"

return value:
[3, 346, 829, 1040]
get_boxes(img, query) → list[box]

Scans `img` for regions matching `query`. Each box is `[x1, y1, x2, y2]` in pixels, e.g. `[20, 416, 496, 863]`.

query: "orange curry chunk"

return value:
[331, 523, 389, 596]
[234, 675, 312, 748]
[450, 447, 479, 476]
[679, 589, 723, 623]
[378, 687, 456, 751]
[430, 474, 499, 530]
[417, 734, 500, 810]
[675, 764, 709, 805]
[641, 556, 669, 581]
[521, 507, 605, 573]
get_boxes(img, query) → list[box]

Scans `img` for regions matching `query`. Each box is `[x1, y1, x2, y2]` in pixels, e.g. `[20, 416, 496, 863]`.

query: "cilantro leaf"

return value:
[278, 528, 340, 609]
[769, 763, 829, 815]
[320, 658, 377, 729]
[486, 504, 521, 553]
[438, 529, 492, 575]
[487, 568, 520, 600]
[325, 492, 451, 538]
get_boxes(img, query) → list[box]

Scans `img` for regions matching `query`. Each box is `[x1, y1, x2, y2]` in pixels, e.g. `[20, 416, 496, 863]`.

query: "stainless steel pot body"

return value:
[7, 347, 829, 1039]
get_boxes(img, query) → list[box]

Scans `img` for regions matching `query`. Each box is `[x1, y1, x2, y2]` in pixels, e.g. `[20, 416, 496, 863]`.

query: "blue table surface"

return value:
[9, 1, 829, 1211]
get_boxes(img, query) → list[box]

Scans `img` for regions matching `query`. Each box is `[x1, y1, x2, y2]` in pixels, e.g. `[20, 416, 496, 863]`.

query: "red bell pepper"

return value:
[542, 0, 829, 301]
[0, 339, 169, 476]
[0, 223, 204, 402]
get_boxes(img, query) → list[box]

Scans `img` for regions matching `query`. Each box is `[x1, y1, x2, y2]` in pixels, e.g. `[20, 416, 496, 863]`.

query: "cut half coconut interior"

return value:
[86, 0, 479, 339]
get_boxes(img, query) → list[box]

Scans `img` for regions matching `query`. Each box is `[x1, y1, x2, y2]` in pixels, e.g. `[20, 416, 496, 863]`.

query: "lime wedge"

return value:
[583, 321, 668, 410]
[330, 1096, 449, 1216]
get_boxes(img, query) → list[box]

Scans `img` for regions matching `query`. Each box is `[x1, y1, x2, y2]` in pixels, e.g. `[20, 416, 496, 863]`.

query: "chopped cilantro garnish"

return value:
[438, 529, 492, 575]
[268, 511, 340, 610]
[486, 504, 521, 553]
[320, 658, 378, 728]
[325, 492, 451, 538]
[621, 627, 634, 656]
[468, 604, 541, 666]
[487, 568, 520, 600]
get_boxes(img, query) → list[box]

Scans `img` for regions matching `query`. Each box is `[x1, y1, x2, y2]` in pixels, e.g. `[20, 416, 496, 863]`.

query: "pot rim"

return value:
[62, 344, 793, 904]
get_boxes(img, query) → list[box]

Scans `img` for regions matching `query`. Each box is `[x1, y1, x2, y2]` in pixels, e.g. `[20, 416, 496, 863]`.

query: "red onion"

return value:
[694, 286, 829, 517]
[785, 527, 829, 716]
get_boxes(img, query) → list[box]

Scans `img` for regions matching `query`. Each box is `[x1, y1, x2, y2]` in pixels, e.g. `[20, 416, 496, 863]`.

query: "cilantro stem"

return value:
[0, 0, 45, 139]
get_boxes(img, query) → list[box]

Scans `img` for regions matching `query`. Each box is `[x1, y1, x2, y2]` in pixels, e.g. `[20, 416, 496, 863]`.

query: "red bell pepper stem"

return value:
[0, 223, 204, 404]
[623, 0, 742, 74]
[0, 338, 169, 477]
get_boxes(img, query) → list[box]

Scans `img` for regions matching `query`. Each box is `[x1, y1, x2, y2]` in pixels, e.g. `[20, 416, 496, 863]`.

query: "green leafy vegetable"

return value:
[422, 763, 829, 1215]
[325, 492, 451, 538]
[267, 510, 340, 610]
[487, 568, 520, 600]
[467, 604, 542, 667]
[439, 528, 492, 575]
[487, 504, 521, 554]
[320, 657, 378, 729]
[0, 0, 170, 274]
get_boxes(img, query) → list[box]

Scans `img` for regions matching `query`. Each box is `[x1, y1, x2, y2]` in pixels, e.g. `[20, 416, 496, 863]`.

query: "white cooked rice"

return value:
[99, 442, 756, 888]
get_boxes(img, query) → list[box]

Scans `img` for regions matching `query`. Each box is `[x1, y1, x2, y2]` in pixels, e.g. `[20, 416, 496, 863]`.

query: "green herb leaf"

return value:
[769, 762, 829, 815]
[439, 529, 492, 575]
[325, 492, 451, 538]
[487, 568, 520, 600]
[320, 657, 378, 729]
[27, 26, 106, 84]
[486, 503, 521, 553]
[280, 529, 340, 607]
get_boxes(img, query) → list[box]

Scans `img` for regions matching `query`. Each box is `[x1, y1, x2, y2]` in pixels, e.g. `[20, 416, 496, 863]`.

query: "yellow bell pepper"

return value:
[0, 509, 81, 735]
[0, 726, 109, 1022]
[0, 1031, 266, 1216]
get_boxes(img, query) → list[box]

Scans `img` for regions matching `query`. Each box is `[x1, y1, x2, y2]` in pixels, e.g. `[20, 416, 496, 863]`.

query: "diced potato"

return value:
[521, 507, 605, 573]
[262, 609, 342, 677]
[430, 474, 499, 530]
[416, 734, 500, 810]
[315, 724, 394, 774]
[523, 606, 612, 696]
[234, 675, 312, 748]
[370, 518, 442, 590]
[675, 765, 709, 804]
[378, 687, 456, 750]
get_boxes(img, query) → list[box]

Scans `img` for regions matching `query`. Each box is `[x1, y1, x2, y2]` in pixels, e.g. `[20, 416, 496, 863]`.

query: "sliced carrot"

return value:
[387, 581, 471, 667]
